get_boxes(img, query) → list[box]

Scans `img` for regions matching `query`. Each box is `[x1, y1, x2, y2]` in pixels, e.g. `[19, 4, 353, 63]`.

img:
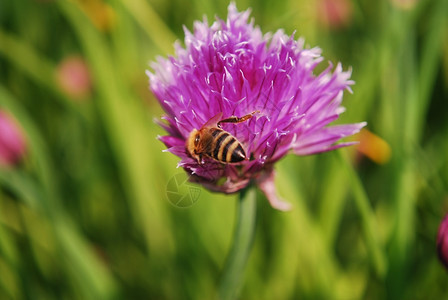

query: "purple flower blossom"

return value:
[148, 3, 365, 210]
[0, 110, 26, 167]
[437, 214, 448, 269]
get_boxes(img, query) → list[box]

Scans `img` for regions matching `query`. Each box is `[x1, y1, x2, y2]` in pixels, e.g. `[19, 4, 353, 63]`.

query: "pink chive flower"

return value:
[147, 3, 366, 210]
[437, 214, 448, 269]
[316, 0, 353, 30]
[56, 55, 92, 100]
[0, 110, 26, 167]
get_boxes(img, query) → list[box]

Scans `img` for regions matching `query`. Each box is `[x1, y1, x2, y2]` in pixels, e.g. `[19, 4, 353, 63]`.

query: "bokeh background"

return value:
[1, 0, 447, 299]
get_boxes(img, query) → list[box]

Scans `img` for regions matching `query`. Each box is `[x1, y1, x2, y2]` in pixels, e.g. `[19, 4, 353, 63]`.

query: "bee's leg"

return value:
[217, 110, 259, 127]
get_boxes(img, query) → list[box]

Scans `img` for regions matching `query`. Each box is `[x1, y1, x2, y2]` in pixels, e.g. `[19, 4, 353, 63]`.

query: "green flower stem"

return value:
[218, 185, 257, 300]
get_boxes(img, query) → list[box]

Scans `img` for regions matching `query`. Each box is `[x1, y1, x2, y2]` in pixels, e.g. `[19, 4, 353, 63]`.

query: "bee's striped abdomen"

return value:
[224, 140, 246, 163]
[209, 129, 246, 163]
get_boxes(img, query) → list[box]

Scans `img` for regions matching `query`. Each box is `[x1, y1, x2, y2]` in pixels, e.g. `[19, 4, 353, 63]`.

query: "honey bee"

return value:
[186, 111, 258, 164]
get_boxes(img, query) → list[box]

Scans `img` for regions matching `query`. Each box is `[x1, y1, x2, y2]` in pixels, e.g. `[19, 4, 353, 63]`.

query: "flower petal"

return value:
[256, 169, 292, 211]
[293, 122, 366, 155]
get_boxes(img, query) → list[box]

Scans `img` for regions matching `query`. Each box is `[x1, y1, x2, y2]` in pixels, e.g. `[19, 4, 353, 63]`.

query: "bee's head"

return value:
[186, 129, 201, 162]
[194, 132, 200, 146]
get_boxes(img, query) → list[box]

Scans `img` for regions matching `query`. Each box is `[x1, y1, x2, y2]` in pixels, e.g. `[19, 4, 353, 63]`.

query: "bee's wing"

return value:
[202, 112, 223, 128]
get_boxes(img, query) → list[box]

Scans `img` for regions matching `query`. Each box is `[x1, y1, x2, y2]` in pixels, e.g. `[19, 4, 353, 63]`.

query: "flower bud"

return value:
[437, 214, 448, 269]
[0, 110, 26, 167]
[56, 56, 92, 100]
[316, 0, 353, 30]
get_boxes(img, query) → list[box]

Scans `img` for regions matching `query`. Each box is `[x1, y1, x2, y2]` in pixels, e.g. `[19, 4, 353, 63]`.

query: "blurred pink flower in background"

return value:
[0, 110, 27, 167]
[316, 0, 353, 30]
[437, 213, 448, 269]
[56, 55, 92, 100]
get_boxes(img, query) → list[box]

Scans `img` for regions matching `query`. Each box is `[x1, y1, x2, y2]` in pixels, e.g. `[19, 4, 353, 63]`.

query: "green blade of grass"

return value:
[276, 161, 341, 298]
[0, 30, 55, 92]
[0, 29, 81, 110]
[318, 152, 350, 247]
[339, 151, 387, 278]
[415, 0, 448, 140]
[57, 0, 174, 256]
[121, 0, 177, 54]
[385, 1, 447, 295]
[0, 169, 42, 210]
[0, 224, 20, 299]
[0, 86, 117, 298]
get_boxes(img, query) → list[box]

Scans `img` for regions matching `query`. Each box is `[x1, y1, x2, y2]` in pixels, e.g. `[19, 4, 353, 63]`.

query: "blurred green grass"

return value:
[0, 0, 447, 299]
